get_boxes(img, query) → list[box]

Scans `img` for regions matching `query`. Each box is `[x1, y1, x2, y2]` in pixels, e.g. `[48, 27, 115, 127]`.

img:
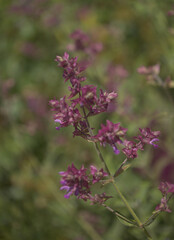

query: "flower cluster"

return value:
[137, 64, 160, 83]
[50, 52, 117, 138]
[156, 182, 174, 212]
[137, 64, 160, 76]
[67, 29, 103, 57]
[59, 164, 110, 204]
[50, 52, 160, 157]
[122, 128, 160, 159]
[50, 51, 162, 208]
[94, 121, 160, 159]
[95, 120, 127, 155]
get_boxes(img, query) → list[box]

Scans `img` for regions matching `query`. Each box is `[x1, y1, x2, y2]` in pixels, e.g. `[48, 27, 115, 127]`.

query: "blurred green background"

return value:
[0, 0, 174, 239]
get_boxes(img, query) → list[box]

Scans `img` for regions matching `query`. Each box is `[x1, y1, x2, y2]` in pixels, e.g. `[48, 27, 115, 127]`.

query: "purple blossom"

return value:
[89, 193, 112, 205]
[85, 42, 103, 56]
[135, 128, 160, 149]
[94, 120, 127, 154]
[155, 182, 174, 212]
[70, 29, 89, 51]
[156, 197, 171, 213]
[49, 97, 82, 129]
[68, 29, 103, 57]
[158, 182, 174, 195]
[122, 128, 160, 159]
[90, 89, 117, 116]
[59, 164, 110, 202]
[90, 165, 108, 184]
[59, 164, 90, 199]
[122, 140, 138, 159]
[168, 10, 174, 16]
[137, 64, 160, 76]
[71, 85, 117, 116]
[55, 52, 86, 84]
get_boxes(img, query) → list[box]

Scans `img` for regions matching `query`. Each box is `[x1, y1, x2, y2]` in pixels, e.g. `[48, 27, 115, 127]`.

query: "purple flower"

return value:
[68, 29, 103, 57]
[71, 85, 117, 116]
[59, 164, 110, 201]
[121, 128, 160, 159]
[135, 128, 160, 149]
[122, 140, 138, 159]
[90, 165, 108, 184]
[155, 181, 174, 213]
[137, 64, 160, 76]
[158, 182, 174, 195]
[89, 90, 117, 116]
[85, 42, 103, 56]
[168, 10, 174, 16]
[89, 193, 112, 205]
[156, 197, 171, 213]
[94, 120, 127, 154]
[70, 29, 89, 51]
[59, 164, 90, 199]
[55, 52, 86, 84]
[49, 97, 82, 129]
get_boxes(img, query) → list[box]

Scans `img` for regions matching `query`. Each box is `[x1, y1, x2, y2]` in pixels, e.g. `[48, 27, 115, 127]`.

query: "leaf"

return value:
[114, 163, 131, 178]
[117, 216, 137, 227]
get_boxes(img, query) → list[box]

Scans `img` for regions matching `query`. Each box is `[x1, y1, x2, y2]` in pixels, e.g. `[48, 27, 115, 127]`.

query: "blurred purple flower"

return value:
[158, 182, 174, 195]
[168, 10, 174, 16]
[107, 64, 129, 81]
[137, 64, 160, 76]
[68, 29, 103, 58]
[20, 42, 40, 58]
[135, 128, 160, 149]
[156, 181, 174, 212]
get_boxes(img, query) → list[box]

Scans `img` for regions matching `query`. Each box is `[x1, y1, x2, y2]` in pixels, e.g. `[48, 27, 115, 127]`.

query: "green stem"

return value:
[111, 180, 142, 226]
[82, 107, 152, 239]
[101, 203, 138, 226]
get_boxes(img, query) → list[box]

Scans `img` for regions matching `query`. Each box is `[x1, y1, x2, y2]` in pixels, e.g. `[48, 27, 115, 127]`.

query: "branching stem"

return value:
[82, 106, 152, 239]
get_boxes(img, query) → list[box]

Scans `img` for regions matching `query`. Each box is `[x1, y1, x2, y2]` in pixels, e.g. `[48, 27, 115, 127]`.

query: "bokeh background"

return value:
[0, 0, 174, 239]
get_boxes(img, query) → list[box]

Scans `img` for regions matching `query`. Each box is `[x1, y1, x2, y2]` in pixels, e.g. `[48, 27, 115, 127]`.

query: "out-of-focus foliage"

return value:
[0, 0, 174, 239]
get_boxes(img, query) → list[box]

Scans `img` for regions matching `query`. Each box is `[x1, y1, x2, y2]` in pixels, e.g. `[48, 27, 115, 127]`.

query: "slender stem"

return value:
[101, 203, 138, 226]
[111, 180, 142, 226]
[143, 211, 160, 227]
[82, 107, 152, 239]
[82, 107, 110, 175]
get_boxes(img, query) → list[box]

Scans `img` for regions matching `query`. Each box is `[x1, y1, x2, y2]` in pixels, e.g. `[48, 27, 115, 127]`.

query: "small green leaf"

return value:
[114, 163, 132, 178]
[117, 216, 137, 227]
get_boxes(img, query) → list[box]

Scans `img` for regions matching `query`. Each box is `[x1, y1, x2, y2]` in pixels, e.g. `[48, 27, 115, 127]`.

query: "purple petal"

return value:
[112, 145, 120, 155]
[150, 138, 159, 148]
[60, 186, 70, 191]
